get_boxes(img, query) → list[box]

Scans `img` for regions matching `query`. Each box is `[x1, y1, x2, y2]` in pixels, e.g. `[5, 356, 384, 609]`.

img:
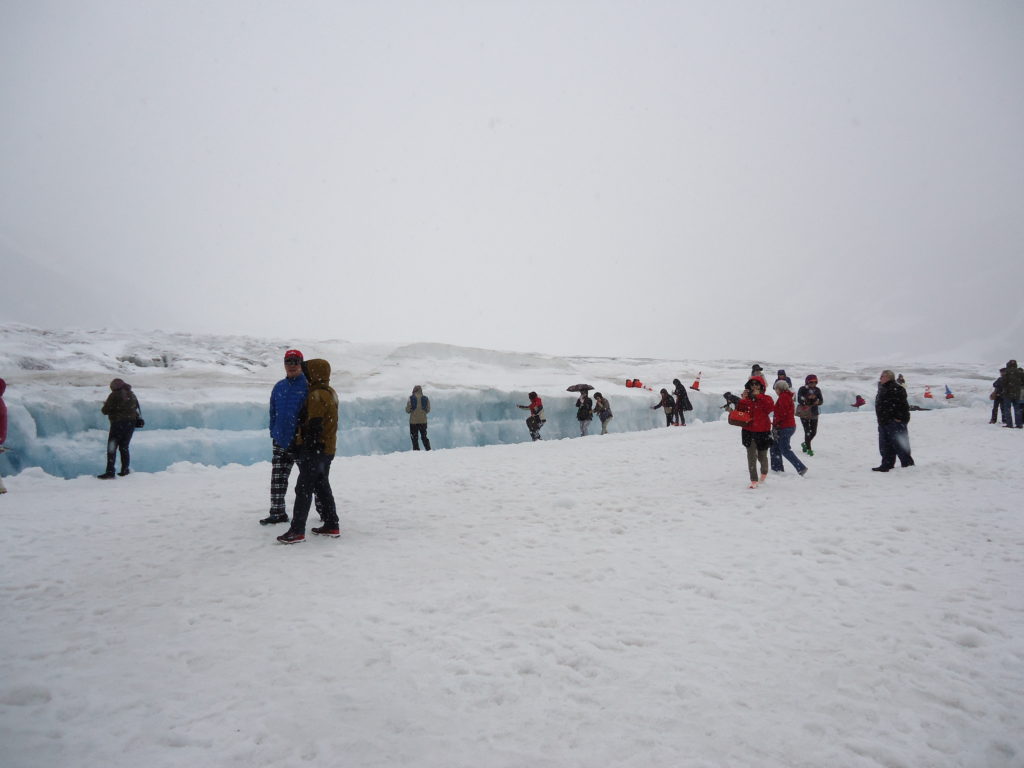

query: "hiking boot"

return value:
[800, 442, 809, 454]
[260, 513, 289, 526]
[97, 472, 116, 479]
[312, 525, 340, 538]
[798, 467, 808, 477]
[871, 466, 890, 472]
[118, 469, 130, 477]
[276, 530, 305, 544]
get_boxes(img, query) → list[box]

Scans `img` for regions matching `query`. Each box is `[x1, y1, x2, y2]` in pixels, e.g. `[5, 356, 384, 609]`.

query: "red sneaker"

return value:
[311, 525, 340, 538]
[276, 531, 305, 544]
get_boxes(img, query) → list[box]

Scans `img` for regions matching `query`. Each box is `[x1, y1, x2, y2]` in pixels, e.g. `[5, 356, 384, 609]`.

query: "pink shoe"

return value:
[759, 474, 768, 483]
[748, 481, 758, 489]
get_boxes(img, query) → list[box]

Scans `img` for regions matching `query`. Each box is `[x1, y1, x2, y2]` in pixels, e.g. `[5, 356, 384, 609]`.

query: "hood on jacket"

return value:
[110, 378, 131, 391]
[304, 359, 331, 385]
[412, 385, 423, 395]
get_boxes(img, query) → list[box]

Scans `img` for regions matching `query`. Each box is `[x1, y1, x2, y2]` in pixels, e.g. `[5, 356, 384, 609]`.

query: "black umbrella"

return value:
[566, 383, 594, 392]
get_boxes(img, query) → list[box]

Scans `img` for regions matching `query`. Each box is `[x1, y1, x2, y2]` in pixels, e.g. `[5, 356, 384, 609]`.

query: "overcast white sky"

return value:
[1, 1, 1022, 363]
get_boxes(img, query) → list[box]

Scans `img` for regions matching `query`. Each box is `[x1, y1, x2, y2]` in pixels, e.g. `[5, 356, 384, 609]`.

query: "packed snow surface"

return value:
[1, 393, 1021, 767]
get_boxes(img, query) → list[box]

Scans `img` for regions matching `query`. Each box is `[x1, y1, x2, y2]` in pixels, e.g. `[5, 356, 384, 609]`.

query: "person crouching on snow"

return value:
[517, 392, 546, 441]
[736, 378, 775, 489]
[277, 359, 341, 544]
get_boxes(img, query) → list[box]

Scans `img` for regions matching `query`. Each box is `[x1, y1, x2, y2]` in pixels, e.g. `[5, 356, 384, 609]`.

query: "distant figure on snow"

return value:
[0, 377, 8, 494]
[672, 379, 693, 426]
[769, 380, 807, 476]
[652, 388, 676, 427]
[775, 369, 793, 388]
[406, 385, 431, 450]
[1002, 359, 1024, 428]
[98, 378, 141, 479]
[872, 369, 915, 472]
[277, 359, 341, 543]
[990, 368, 1006, 424]
[736, 378, 774, 489]
[896, 373, 906, 388]
[796, 374, 823, 456]
[262, 349, 323, 526]
[575, 391, 593, 436]
[517, 392, 546, 441]
[593, 392, 613, 435]
[748, 364, 768, 390]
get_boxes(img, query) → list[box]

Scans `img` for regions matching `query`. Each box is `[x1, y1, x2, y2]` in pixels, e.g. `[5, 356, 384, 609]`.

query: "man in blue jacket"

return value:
[260, 349, 323, 525]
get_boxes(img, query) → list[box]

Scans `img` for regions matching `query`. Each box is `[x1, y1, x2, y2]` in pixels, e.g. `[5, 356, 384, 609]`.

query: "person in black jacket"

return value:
[672, 379, 692, 426]
[990, 368, 1006, 424]
[872, 369, 915, 472]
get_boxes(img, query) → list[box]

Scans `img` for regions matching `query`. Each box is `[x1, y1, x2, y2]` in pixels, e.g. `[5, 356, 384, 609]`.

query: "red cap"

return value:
[284, 349, 304, 361]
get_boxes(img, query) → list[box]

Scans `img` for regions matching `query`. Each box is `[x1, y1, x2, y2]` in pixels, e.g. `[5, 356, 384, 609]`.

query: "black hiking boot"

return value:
[276, 530, 305, 544]
[312, 524, 340, 538]
[260, 513, 289, 525]
[97, 472, 116, 479]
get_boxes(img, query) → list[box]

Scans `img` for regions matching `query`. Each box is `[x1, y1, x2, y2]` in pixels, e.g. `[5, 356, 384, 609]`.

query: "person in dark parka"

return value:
[406, 385, 431, 450]
[98, 378, 141, 479]
[872, 369, 915, 472]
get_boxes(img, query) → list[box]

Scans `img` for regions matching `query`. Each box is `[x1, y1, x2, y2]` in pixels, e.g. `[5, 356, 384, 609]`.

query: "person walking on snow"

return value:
[278, 359, 341, 544]
[736, 378, 775, 489]
[406, 385, 431, 449]
[517, 392, 546, 441]
[990, 368, 1006, 424]
[672, 379, 692, 426]
[0, 378, 8, 494]
[261, 349, 324, 526]
[769, 380, 807, 476]
[98, 378, 141, 479]
[872, 369, 915, 472]
[796, 374, 823, 455]
[575, 390, 594, 436]
[652, 388, 676, 427]
[593, 392, 613, 434]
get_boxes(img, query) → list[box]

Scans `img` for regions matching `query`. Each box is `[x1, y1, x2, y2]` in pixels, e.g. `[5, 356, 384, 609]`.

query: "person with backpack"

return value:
[98, 378, 142, 479]
[593, 392, 613, 434]
[277, 358, 341, 544]
[769, 380, 807, 476]
[736, 378, 775, 489]
[406, 385, 431, 450]
[651, 388, 676, 427]
[796, 374, 824, 455]
[517, 392, 546, 441]
[575, 390, 594, 436]
[672, 378, 693, 426]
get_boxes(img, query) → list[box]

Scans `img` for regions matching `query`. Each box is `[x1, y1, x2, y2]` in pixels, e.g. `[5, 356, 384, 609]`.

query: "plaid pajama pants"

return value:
[270, 443, 324, 518]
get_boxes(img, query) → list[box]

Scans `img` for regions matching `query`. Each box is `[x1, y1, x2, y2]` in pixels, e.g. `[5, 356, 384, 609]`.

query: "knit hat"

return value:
[284, 349, 304, 362]
[777, 369, 786, 376]
[805, 374, 818, 385]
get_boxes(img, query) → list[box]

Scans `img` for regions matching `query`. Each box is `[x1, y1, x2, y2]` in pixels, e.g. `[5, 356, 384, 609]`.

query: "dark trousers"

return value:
[289, 453, 338, 534]
[410, 423, 431, 450]
[105, 420, 135, 473]
[800, 417, 818, 446]
[991, 397, 1005, 422]
[1003, 397, 1023, 427]
[877, 422, 913, 469]
[270, 443, 324, 517]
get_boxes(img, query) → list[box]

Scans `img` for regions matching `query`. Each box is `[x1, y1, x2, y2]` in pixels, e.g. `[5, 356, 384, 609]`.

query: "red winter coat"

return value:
[737, 393, 774, 432]
[772, 390, 796, 429]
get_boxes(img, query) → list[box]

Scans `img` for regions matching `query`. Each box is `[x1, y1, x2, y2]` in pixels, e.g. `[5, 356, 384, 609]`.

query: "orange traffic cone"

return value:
[924, 386, 934, 399]
[690, 372, 701, 391]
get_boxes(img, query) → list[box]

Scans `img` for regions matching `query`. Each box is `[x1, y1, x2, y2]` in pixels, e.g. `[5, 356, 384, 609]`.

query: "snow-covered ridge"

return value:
[0, 325, 996, 479]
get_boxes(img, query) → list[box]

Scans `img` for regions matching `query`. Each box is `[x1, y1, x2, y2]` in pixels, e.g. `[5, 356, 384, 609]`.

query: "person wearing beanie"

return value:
[98, 378, 141, 479]
[775, 369, 793, 387]
[736, 377, 775, 489]
[406, 385, 432, 449]
[261, 349, 324, 525]
[769, 380, 807, 476]
[796, 374, 824, 455]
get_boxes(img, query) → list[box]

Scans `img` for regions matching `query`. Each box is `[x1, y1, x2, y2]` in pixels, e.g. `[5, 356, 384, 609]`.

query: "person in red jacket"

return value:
[517, 392, 546, 441]
[736, 378, 775, 489]
[769, 380, 808, 476]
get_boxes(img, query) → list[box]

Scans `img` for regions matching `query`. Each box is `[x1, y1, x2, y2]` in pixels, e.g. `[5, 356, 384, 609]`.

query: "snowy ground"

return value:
[1, 405, 1021, 768]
